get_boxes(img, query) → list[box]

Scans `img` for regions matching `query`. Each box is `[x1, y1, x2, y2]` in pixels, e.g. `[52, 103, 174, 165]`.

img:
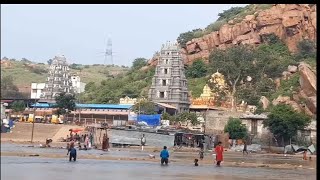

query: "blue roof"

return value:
[31, 103, 133, 109]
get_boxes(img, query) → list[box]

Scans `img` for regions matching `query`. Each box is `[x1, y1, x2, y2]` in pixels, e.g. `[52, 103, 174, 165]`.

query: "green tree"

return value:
[175, 112, 199, 126]
[132, 58, 147, 69]
[255, 34, 294, 78]
[55, 92, 76, 115]
[263, 104, 311, 146]
[11, 100, 25, 114]
[217, 6, 244, 21]
[162, 112, 171, 120]
[296, 39, 316, 59]
[188, 112, 199, 126]
[132, 100, 156, 115]
[177, 29, 201, 49]
[186, 59, 207, 78]
[208, 45, 257, 110]
[85, 82, 96, 92]
[224, 118, 248, 140]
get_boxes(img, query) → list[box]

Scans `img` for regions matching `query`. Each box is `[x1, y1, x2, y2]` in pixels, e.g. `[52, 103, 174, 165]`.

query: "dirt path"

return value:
[1, 122, 81, 143]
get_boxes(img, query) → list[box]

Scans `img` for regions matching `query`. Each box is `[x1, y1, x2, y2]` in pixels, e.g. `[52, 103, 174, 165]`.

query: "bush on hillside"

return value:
[185, 59, 207, 78]
[296, 39, 316, 59]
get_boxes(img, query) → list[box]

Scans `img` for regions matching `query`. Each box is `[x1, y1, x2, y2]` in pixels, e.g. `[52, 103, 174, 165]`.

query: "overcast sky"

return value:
[1, 4, 246, 66]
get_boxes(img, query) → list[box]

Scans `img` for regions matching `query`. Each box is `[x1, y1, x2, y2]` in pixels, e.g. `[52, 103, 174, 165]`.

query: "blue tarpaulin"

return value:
[137, 114, 161, 126]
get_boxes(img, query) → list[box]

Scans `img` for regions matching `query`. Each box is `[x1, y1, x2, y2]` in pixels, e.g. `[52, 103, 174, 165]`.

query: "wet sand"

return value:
[1, 142, 316, 170]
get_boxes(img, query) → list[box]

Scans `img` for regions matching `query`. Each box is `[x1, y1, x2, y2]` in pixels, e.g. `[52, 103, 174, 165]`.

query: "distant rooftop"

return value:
[31, 103, 133, 109]
[161, 41, 179, 51]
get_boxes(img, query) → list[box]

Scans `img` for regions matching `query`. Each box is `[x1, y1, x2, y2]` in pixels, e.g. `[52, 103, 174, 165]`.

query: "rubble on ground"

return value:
[230, 144, 262, 152]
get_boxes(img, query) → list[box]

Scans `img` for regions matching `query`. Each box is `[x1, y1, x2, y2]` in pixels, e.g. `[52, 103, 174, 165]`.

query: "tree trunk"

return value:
[231, 85, 237, 112]
[230, 75, 240, 112]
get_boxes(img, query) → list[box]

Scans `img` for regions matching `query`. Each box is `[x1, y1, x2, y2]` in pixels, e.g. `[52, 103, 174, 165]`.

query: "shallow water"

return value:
[1, 156, 316, 180]
[1, 143, 314, 166]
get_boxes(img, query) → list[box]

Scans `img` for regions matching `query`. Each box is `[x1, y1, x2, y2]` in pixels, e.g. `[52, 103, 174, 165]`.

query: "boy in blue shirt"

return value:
[160, 146, 169, 165]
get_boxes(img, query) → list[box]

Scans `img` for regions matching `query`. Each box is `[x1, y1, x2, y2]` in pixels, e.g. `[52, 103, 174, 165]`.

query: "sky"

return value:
[1, 4, 247, 66]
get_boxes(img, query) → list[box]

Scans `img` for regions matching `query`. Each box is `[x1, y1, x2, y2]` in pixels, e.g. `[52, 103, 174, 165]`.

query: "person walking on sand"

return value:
[141, 134, 146, 151]
[199, 148, 204, 160]
[102, 133, 107, 151]
[214, 141, 223, 167]
[105, 133, 110, 151]
[243, 141, 248, 155]
[160, 146, 169, 165]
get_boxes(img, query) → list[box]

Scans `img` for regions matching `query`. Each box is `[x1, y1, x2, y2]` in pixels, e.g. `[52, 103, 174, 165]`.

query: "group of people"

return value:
[65, 132, 225, 167]
[159, 141, 224, 167]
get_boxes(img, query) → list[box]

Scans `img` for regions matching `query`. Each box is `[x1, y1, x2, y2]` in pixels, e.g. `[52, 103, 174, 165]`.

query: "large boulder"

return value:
[272, 95, 291, 105]
[282, 71, 292, 80]
[219, 24, 233, 44]
[305, 96, 317, 114]
[288, 65, 298, 73]
[282, 10, 304, 27]
[259, 96, 270, 110]
[298, 62, 316, 97]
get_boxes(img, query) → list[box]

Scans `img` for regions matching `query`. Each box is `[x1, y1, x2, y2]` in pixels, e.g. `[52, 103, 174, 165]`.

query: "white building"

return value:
[30, 83, 46, 99]
[71, 76, 86, 94]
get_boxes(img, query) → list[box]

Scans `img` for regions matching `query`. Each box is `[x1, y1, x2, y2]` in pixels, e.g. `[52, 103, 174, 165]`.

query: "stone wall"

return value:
[204, 110, 242, 134]
[110, 129, 175, 147]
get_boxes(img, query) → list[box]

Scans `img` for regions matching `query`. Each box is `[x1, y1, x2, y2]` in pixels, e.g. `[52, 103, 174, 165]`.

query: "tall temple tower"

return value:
[148, 41, 190, 112]
[40, 55, 73, 102]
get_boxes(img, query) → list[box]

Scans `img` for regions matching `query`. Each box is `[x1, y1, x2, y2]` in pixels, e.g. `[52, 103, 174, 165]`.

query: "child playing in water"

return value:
[67, 144, 77, 162]
[194, 159, 199, 166]
[160, 146, 169, 165]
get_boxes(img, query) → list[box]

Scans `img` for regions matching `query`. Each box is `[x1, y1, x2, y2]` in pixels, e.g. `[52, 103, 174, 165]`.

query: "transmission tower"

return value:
[104, 37, 114, 66]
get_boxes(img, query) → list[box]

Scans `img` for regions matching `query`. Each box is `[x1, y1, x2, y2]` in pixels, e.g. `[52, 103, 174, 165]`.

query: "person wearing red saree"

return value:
[214, 141, 223, 166]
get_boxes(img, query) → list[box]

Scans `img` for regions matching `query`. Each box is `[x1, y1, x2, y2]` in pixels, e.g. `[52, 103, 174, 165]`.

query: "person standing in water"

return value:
[141, 134, 146, 151]
[243, 141, 248, 155]
[160, 146, 169, 165]
[67, 142, 77, 162]
[214, 141, 223, 167]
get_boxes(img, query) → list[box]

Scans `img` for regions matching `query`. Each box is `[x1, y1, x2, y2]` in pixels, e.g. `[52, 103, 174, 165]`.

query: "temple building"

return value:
[148, 41, 190, 112]
[190, 71, 231, 108]
[40, 55, 73, 102]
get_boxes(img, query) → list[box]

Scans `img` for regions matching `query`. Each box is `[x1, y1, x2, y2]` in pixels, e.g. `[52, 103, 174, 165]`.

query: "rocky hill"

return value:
[148, 4, 316, 66]
[1, 59, 129, 95]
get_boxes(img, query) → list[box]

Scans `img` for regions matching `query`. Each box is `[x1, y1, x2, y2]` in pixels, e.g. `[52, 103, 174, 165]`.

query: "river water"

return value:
[1, 143, 316, 180]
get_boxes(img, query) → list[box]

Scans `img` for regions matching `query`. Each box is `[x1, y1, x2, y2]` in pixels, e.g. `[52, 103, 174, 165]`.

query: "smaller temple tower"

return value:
[40, 55, 73, 102]
[148, 41, 190, 112]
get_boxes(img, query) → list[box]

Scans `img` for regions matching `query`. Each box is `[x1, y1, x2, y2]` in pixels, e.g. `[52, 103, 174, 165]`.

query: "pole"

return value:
[31, 99, 36, 143]
[78, 68, 81, 124]
[138, 99, 141, 122]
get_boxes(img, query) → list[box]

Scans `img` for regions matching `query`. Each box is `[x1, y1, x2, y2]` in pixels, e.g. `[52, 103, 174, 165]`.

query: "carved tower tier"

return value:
[148, 41, 190, 112]
[40, 55, 73, 102]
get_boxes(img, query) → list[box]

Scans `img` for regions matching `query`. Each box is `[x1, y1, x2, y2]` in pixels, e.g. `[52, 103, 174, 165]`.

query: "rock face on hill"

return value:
[148, 4, 316, 66]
